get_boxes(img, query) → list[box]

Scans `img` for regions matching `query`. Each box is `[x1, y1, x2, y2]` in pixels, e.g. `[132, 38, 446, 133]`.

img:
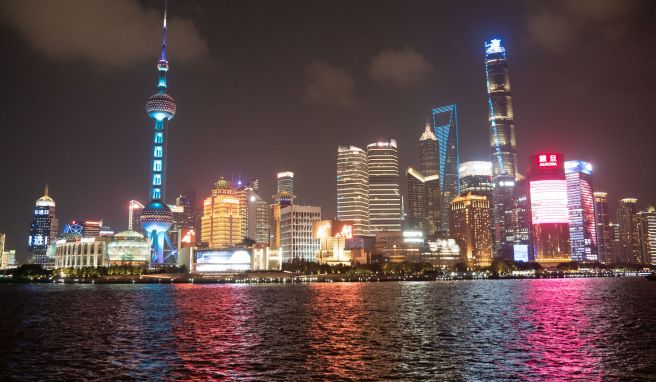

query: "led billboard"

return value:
[195, 249, 251, 272]
[529, 179, 568, 224]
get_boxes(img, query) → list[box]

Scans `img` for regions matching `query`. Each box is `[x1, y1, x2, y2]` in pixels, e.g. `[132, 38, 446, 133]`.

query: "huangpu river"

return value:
[0, 278, 655, 381]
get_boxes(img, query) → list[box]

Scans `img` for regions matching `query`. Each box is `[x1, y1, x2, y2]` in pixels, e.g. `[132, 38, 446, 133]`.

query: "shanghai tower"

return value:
[140, 4, 178, 265]
[485, 38, 521, 259]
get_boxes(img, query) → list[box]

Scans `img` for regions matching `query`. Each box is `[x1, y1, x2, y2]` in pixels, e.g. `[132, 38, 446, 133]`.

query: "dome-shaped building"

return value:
[107, 230, 150, 266]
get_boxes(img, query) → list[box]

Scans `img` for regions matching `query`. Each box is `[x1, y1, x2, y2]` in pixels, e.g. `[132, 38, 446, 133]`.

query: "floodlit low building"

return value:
[252, 244, 281, 271]
[374, 231, 424, 263]
[313, 220, 367, 266]
[107, 230, 150, 266]
[53, 235, 109, 269]
[193, 248, 252, 273]
[423, 239, 461, 268]
[1, 250, 16, 270]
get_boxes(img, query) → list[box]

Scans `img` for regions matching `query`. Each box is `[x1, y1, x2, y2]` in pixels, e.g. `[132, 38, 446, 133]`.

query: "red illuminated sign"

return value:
[537, 153, 559, 168]
[180, 228, 196, 248]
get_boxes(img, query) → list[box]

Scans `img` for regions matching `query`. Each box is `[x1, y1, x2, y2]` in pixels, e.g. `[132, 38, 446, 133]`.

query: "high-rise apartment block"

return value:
[337, 146, 370, 237]
[367, 140, 401, 233]
[449, 193, 493, 268]
[593, 192, 613, 264]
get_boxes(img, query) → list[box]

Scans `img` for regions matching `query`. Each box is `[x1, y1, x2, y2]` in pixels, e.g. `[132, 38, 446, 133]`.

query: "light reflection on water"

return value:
[0, 278, 655, 381]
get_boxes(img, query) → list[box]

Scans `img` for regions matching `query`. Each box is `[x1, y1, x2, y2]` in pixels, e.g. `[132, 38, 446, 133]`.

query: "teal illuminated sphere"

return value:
[146, 93, 176, 121]
[140, 201, 173, 233]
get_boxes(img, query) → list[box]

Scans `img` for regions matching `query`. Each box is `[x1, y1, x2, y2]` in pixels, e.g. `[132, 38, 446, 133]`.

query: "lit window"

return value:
[154, 132, 164, 144]
[154, 146, 163, 158]
[153, 174, 162, 185]
[153, 160, 162, 171]
[153, 188, 161, 199]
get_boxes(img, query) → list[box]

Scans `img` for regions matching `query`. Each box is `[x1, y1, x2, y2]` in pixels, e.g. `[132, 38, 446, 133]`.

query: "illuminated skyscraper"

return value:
[201, 178, 244, 248]
[617, 198, 640, 264]
[406, 167, 439, 237]
[367, 139, 401, 233]
[459, 161, 493, 198]
[27, 185, 59, 267]
[449, 193, 493, 268]
[565, 160, 597, 262]
[337, 146, 370, 236]
[484, 37, 522, 260]
[277, 172, 294, 195]
[528, 153, 570, 265]
[431, 105, 459, 236]
[593, 192, 613, 264]
[238, 180, 269, 244]
[128, 200, 144, 231]
[418, 120, 439, 177]
[636, 207, 656, 265]
[140, 5, 177, 265]
[485, 38, 517, 178]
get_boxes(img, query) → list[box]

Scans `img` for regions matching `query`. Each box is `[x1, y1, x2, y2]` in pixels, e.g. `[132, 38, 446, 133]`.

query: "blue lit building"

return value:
[565, 160, 597, 262]
[431, 104, 459, 236]
[141, 6, 177, 266]
[28, 185, 59, 267]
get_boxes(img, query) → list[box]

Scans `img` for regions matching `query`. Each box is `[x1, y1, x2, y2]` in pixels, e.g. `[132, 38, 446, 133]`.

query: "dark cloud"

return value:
[368, 47, 432, 87]
[305, 61, 355, 109]
[0, 0, 207, 68]
[525, 0, 637, 51]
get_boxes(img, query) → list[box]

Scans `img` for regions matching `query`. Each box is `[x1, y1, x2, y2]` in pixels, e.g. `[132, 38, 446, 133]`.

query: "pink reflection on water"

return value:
[516, 279, 604, 381]
[303, 283, 369, 379]
[170, 284, 260, 380]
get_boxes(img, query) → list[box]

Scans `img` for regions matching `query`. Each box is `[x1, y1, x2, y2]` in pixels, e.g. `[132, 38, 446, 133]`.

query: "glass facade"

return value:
[565, 161, 597, 262]
[431, 105, 459, 236]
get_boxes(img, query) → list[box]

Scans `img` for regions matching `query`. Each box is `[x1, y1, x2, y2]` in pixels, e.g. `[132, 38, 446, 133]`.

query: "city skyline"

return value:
[1, 0, 656, 259]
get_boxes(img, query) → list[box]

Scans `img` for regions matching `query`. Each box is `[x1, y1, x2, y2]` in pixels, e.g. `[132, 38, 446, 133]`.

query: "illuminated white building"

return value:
[53, 235, 109, 269]
[337, 146, 369, 237]
[280, 205, 321, 262]
[565, 160, 597, 262]
[277, 171, 294, 195]
[367, 139, 401, 233]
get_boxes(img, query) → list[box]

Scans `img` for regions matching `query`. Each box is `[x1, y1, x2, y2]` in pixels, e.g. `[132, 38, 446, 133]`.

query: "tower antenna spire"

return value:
[160, 0, 168, 61]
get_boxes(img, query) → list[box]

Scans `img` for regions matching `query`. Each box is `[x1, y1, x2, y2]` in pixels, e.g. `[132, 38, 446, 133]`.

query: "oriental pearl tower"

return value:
[140, 3, 177, 265]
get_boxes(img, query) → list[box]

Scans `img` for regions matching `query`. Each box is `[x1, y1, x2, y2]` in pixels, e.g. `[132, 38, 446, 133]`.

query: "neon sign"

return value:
[537, 153, 559, 168]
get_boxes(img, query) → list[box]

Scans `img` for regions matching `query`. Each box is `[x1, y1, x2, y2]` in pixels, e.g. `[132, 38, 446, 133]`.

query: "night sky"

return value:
[1, 0, 655, 261]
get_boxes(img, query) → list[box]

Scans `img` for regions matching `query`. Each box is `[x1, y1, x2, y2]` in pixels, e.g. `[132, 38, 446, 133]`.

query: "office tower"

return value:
[237, 179, 269, 244]
[28, 185, 59, 267]
[128, 200, 144, 231]
[406, 167, 439, 237]
[431, 105, 460, 236]
[636, 207, 656, 265]
[174, 192, 196, 229]
[610, 222, 621, 263]
[485, 37, 520, 260]
[277, 172, 294, 195]
[565, 160, 597, 262]
[201, 178, 244, 248]
[337, 146, 370, 236]
[459, 161, 493, 198]
[593, 192, 613, 264]
[418, 120, 439, 176]
[485, 38, 517, 178]
[449, 193, 493, 268]
[280, 205, 321, 262]
[367, 139, 401, 233]
[528, 153, 570, 265]
[617, 198, 640, 264]
[141, 5, 177, 265]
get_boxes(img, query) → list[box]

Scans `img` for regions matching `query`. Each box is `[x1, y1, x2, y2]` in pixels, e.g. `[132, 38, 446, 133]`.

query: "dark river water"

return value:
[0, 278, 655, 381]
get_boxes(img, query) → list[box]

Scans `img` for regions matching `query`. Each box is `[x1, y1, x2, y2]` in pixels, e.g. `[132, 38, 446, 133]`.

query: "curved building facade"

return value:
[337, 146, 369, 237]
